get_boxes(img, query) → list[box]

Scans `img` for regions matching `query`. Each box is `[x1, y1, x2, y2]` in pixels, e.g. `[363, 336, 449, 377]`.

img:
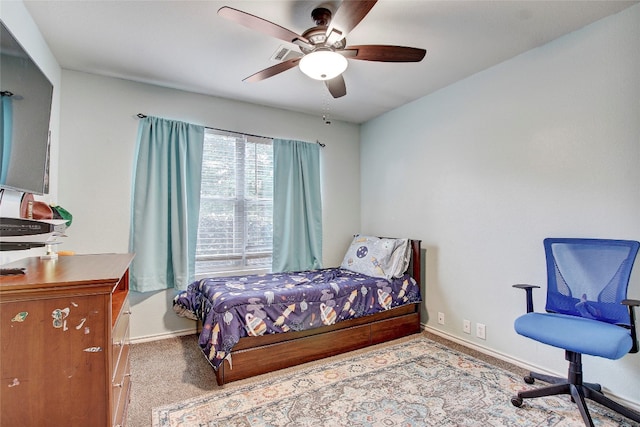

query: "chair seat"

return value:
[515, 312, 632, 360]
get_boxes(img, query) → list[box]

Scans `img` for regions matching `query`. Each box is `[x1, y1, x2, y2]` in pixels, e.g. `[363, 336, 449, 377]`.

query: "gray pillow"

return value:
[340, 235, 410, 280]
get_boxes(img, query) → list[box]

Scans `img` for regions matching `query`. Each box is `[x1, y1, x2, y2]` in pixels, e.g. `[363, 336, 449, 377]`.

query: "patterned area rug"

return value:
[152, 336, 636, 426]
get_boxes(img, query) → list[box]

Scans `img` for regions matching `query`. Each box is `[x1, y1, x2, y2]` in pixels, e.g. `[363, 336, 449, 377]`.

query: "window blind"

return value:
[195, 130, 273, 276]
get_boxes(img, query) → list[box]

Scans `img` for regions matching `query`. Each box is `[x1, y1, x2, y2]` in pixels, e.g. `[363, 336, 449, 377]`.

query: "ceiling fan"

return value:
[218, 0, 426, 98]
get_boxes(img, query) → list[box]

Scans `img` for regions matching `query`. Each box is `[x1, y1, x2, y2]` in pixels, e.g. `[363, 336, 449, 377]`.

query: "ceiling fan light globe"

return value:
[299, 50, 348, 81]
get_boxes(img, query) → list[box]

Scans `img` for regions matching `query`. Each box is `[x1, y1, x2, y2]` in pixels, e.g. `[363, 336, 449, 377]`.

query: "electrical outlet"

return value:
[437, 312, 445, 325]
[476, 323, 486, 340]
[463, 319, 471, 334]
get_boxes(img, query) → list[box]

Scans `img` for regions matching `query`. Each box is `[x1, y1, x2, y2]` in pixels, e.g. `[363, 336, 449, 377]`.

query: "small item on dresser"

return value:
[41, 242, 60, 260]
[20, 193, 34, 218]
[0, 218, 57, 236]
[32, 202, 53, 219]
[19, 193, 53, 220]
[51, 204, 73, 226]
[0, 267, 26, 276]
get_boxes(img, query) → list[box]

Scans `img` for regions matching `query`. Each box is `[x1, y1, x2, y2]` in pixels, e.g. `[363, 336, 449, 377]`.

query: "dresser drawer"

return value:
[112, 355, 131, 427]
[113, 340, 130, 387]
[112, 297, 131, 426]
[112, 299, 131, 379]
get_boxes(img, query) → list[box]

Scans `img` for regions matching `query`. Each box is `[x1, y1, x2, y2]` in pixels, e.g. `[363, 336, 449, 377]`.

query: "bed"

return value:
[173, 235, 423, 386]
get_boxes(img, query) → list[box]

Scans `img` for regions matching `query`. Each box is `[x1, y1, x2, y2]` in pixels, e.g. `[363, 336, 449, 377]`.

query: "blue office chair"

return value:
[512, 238, 640, 426]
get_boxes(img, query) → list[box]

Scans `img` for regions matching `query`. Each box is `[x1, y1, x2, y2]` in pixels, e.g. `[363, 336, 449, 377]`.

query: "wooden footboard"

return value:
[215, 302, 421, 385]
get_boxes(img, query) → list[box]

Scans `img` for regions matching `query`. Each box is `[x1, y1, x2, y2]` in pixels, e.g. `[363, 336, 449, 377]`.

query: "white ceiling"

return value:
[23, 0, 638, 124]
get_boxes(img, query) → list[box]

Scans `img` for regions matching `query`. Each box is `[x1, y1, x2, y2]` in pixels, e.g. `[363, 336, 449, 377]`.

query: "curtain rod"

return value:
[136, 113, 325, 147]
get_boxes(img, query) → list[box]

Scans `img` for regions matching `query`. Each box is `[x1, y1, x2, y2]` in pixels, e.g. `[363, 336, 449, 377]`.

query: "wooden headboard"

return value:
[408, 239, 422, 285]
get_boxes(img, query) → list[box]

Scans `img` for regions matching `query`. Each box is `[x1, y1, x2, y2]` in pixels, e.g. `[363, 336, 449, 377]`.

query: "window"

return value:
[195, 129, 273, 277]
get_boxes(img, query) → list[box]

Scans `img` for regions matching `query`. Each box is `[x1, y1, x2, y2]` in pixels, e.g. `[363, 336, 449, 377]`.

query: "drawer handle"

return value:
[124, 310, 132, 315]
[114, 339, 125, 347]
[113, 374, 131, 388]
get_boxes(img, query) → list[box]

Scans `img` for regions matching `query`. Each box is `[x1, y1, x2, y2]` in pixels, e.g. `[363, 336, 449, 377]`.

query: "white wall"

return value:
[361, 5, 640, 405]
[57, 70, 361, 341]
[0, 1, 62, 264]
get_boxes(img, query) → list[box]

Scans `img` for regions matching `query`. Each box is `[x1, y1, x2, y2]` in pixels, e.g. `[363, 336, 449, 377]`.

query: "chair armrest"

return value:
[513, 284, 540, 313]
[622, 299, 640, 353]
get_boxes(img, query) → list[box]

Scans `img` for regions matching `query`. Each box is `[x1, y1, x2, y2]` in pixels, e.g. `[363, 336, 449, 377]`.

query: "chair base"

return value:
[511, 351, 640, 426]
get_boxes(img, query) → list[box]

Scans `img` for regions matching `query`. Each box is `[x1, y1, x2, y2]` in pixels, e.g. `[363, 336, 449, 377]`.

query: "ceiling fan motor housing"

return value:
[312, 7, 332, 26]
[297, 7, 346, 54]
[299, 27, 346, 54]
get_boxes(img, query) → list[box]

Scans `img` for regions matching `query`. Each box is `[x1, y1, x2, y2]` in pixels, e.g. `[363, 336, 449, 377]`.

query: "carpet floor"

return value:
[127, 331, 637, 426]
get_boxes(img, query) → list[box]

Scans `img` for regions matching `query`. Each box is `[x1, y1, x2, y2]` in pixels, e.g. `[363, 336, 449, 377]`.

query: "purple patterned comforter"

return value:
[173, 268, 421, 369]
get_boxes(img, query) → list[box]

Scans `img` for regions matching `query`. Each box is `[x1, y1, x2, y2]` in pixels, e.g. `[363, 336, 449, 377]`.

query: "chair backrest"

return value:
[544, 238, 640, 326]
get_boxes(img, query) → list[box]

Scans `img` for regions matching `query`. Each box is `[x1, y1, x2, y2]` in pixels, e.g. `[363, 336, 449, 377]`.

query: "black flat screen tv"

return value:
[0, 20, 53, 195]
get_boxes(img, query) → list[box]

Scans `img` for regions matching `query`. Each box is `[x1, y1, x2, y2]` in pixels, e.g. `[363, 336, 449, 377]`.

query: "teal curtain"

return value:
[272, 139, 322, 272]
[0, 95, 12, 184]
[129, 116, 204, 292]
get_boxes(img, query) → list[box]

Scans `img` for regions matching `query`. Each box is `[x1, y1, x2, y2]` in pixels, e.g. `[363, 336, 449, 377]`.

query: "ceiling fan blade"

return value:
[325, 75, 346, 98]
[243, 57, 301, 83]
[218, 6, 309, 44]
[344, 45, 426, 62]
[326, 0, 377, 38]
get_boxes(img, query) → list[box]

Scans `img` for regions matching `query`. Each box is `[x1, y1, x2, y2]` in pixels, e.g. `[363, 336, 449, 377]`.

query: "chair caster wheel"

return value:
[511, 396, 523, 407]
[524, 376, 535, 384]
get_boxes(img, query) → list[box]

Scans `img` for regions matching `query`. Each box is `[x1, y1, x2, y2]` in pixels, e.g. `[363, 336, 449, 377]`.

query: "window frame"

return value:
[194, 129, 273, 278]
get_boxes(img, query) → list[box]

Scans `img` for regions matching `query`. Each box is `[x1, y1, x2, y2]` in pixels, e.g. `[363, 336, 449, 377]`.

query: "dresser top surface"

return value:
[0, 253, 134, 292]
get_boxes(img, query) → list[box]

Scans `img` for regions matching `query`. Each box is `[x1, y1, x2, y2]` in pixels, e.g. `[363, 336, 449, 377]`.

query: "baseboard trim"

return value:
[423, 324, 552, 374]
[130, 328, 197, 345]
[422, 324, 640, 412]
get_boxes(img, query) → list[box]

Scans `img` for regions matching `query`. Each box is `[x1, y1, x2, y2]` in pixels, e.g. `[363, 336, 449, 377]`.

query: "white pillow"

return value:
[340, 235, 410, 279]
[388, 238, 411, 278]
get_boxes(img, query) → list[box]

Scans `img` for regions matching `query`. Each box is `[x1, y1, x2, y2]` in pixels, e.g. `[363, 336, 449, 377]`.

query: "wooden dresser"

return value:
[0, 253, 134, 427]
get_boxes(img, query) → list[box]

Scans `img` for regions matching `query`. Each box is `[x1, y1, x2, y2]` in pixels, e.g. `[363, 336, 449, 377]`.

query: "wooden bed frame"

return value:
[214, 239, 423, 386]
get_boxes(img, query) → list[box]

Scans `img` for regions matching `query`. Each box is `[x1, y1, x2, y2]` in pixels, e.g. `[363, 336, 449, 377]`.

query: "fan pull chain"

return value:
[322, 89, 332, 125]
